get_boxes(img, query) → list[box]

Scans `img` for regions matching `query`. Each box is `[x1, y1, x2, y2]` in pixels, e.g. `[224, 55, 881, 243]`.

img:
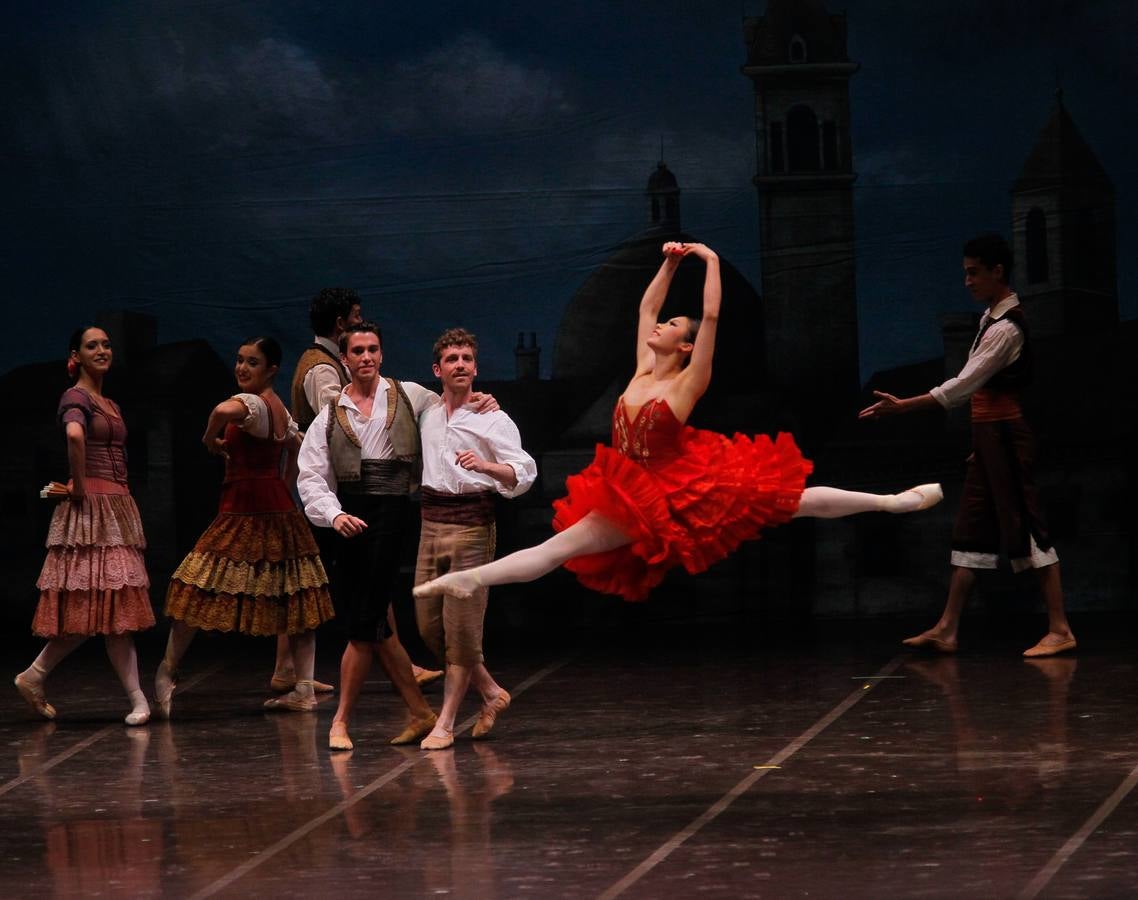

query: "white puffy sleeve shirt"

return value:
[419, 406, 536, 499]
[296, 379, 439, 527]
[929, 296, 1025, 410]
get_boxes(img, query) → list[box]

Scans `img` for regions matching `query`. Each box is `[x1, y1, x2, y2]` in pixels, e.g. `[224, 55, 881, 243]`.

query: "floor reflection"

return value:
[16, 724, 163, 896]
[328, 742, 516, 896]
[905, 655, 1076, 808]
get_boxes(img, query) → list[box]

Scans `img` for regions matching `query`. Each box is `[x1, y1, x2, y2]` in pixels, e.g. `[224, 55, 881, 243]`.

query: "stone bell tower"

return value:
[1010, 91, 1118, 337]
[742, 0, 859, 425]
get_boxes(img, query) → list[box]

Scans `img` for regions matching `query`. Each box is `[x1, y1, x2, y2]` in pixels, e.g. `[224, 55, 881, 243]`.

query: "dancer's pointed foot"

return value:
[271, 669, 334, 693]
[887, 483, 943, 513]
[901, 630, 958, 653]
[413, 665, 444, 687]
[329, 721, 354, 751]
[154, 660, 177, 719]
[390, 712, 438, 745]
[413, 571, 481, 602]
[420, 728, 455, 751]
[1023, 633, 1077, 658]
[263, 680, 317, 712]
[472, 689, 511, 739]
[14, 673, 56, 721]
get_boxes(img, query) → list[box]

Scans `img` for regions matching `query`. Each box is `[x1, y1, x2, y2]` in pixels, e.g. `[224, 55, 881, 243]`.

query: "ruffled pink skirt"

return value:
[33, 490, 155, 637]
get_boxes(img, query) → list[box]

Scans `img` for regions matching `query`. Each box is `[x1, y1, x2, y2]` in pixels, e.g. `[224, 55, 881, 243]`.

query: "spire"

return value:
[645, 159, 681, 229]
[1014, 94, 1112, 192]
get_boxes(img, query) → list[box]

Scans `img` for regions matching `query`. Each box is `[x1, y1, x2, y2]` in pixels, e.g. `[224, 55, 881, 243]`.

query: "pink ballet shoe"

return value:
[263, 680, 318, 712]
[901, 632, 958, 654]
[390, 712, 438, 746]
[271, 671, 335, 694]
[905, 483, 943, 511]
[420, 730, 455, 751]
[1023, 636, 1077, 658]
[154, 660, 177, 719]
[413, 572, 479, 602]
[414, 666, 444, 687]
[472, 690, 511, 739]
[15, 674, 56, 721]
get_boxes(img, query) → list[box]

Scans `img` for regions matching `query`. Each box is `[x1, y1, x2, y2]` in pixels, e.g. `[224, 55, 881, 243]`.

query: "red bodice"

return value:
[218, 421, 296, 514]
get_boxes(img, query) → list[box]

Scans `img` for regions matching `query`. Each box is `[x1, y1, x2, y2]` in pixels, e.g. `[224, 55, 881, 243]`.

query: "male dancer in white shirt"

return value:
[415, 329, 537, 750]
[298, 323, 495, 751]
[860, 233, 1075, 657]
[284, 289, 441, 697]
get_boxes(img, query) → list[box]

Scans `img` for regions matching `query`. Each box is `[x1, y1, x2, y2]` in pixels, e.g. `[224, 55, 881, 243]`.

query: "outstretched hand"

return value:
[858, 390, 901, 420]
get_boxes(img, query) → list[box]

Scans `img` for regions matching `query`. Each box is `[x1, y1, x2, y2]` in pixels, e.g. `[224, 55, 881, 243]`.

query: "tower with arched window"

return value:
[742, 0, 859, 426]
[1011, 92, 1118, 336]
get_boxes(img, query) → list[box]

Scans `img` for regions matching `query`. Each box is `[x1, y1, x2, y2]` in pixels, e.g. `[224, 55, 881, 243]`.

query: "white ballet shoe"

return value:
[124, 689, 151, 726]
[125, 708, 151, 726]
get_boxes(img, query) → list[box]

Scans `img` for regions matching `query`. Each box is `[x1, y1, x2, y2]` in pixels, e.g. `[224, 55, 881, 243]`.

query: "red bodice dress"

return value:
[165, 404, 333, 635]
[551, 398, 813, 601]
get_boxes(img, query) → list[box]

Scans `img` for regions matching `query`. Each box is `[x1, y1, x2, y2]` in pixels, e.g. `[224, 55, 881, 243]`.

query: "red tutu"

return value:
[552, 399, 812, 601]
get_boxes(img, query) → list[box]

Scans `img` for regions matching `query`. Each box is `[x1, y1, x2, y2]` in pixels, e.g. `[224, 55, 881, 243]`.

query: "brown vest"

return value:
[291, 344, 348, 430]
[326, 378, 422, 492]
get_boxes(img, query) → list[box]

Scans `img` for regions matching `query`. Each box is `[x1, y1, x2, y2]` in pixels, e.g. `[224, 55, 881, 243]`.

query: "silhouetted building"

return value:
[553, 160, 771, 443]
[742, 0, 860, 429]
[1011, 91, 1119, 337]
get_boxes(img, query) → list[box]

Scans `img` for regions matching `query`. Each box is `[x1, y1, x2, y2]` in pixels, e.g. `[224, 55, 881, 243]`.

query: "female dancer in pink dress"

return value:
[15, 326, 155, 726]
[157, 337, 334, 716]
[415, 242, 942, 605]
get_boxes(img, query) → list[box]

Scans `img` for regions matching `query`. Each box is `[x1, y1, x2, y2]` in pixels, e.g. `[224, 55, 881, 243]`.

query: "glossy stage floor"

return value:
[2, 615, 1136, 899]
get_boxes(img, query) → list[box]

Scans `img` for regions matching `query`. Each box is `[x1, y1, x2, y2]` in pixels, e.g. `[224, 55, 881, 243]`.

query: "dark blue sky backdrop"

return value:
[5, 0, 1135, 384]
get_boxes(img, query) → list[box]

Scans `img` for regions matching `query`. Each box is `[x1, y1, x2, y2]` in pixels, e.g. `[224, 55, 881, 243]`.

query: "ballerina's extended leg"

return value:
[412, 512, 630, 600]
[794, 484, 942, 518]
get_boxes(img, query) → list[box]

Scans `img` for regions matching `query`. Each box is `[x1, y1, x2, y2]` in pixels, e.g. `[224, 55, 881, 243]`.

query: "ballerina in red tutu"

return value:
[415, 242, 942, 604]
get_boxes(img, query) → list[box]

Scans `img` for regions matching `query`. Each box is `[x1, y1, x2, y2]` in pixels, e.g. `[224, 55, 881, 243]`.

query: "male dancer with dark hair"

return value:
[860, 233, 1075, 657]
[291, 287, 362, 432]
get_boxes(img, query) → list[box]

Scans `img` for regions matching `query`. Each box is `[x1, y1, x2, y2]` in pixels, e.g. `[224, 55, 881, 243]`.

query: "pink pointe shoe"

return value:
[412, 571, 481, 602]
[905, 483, 943, 511]
[15, 674, 56, 721]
